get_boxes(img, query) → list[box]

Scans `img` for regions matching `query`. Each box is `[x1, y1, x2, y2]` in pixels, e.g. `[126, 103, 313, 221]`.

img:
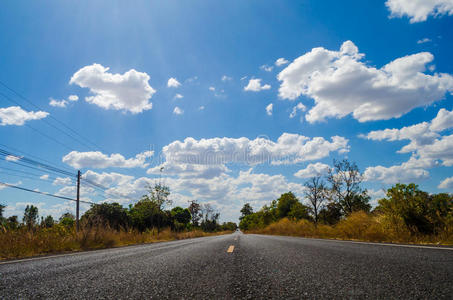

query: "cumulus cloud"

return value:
[49, 95, 79, 108]
[174, 94, 183, 99]
[161, 133, 349, 166]
[266, 103, 273, 116]
[53, 177, 72, 186]
[40, 174, 49, 180]
[362, 108, 453, 184]
[167, 77, 181, 88]
[199, 106, 205, 110]
[0, 106, 48, 126]
[208, 86, 215, 91]
[62, 150, 153, 169]
[260, 65, 273, 72]
[244, 79, 271, 92]
[294, 162, 330, 178]
[70, 63, 155, 114]
[82, 170, 134, 187]
[147, 162, 230, 180]
[275, 58, 289, 66]
[289, 103, 306, 119]
[386, 0, 453, 23]
[221, 75, 232, 82]
[173, 106, 184, 115]
[438, 176, 453, 189]
[277, 41, 453, 123]
[417, 38, 432, 44]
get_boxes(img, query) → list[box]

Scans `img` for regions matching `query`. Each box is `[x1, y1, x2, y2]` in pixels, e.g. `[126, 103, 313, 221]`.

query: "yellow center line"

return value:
[227, 245, 235, 253]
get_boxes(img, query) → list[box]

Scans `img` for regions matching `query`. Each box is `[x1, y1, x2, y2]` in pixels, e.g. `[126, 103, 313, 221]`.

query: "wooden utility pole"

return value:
[76, 170, 81, 231]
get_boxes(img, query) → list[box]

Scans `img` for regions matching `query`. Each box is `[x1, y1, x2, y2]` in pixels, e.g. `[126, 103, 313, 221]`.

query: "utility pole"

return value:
[76, 170, 81, 232]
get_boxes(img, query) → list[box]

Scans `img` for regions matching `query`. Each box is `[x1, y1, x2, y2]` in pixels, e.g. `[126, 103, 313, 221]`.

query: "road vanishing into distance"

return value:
[1, 232, 452, 299]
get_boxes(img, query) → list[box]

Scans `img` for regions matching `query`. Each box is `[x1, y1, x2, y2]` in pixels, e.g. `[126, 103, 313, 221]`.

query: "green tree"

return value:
[287, 201, 311, 221]
[171, 206, 191, 231]
[82, 203, 129, 230]
[43, 215, 54, 228]
[59, 212, 75, 228]
[240, 203, 253, 221]
[377, 183, 453, 234]
[128, 198, 159, 232]
[23, 205, 38, 230]
[6, 215, 19, 230]
[318, 202, 342, 225]
[327, 159, 370, 216]
[200, 204, 220, 232]
[277, 192, 299, 218]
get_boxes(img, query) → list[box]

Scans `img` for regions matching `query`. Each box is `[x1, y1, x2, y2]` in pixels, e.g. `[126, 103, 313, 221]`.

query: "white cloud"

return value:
[364, 160, 430, 184]
[49, 95, 79, 108]
[53, 177, 72, 186]
[147, 162, 229, 180]
[277, 41, 453, 123]
[221, 75, 232, 81]
[82, 170, 134, 187]
[173, 106, 184, 115]
[199, 106, 205, 110]
[0, 106, 49, 126]
[294, 162, 330, 178]
[289, 103, 306, 119]
[40, 174, 49, 180]
[174, 93, 184, 99]
[209, 86, 215, 91]
[167, 77, 181, 88]
[417, 38, 432, 44]
[70, 63, 155, 114]
[362, 108, 453, 184]
[362, 108, 453, 156]
[438, 176, 453, 189]
[275, 58, 289, 66]
[260, 65, 273, 72]
[62, 150, 153, 169]
[244, 79, 271, 92]
[161, 133, 349, 166]
[5, 155, 21, 162]
[386, 0, 453, 23]
[0, 180, 22, 191]
[266, 103, 273, 116]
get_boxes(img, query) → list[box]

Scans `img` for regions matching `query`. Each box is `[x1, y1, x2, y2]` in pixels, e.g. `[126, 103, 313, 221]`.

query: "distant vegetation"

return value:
[240, 159, 453, 245]
[0, 184, 236, 260]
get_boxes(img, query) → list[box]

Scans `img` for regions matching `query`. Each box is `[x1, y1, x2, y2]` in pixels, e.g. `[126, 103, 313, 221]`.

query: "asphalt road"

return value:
[1, 232, 452, 299]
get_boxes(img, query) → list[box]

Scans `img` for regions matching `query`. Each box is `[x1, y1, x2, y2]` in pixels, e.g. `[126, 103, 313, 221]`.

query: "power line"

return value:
[0, 181, 96, 205]
[0, 143, 74, 174]
[0, 148, 75, 177]
[0, 82, 105, 152]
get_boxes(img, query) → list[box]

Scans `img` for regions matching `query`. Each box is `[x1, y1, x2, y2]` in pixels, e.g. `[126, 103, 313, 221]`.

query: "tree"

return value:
[327, 159, 370, 216]
[277, 192, 299, 218]
[43, 215, 54, 228]
[287, 201, 311, 221]
[59, 212, 75, 228]
[240, 203, 253, 221]
[304, 176, 327, 225]
[318, 202, 342, 225]
[171, 206, 191, 231]
[188, 200, 202, 226]
[128, 198, 159, 232]
[144, 183, 172, 233]
[23, 205, 39, 230]
[377, 183, 453, 234]
[200, 204, 220, 232]
[82, 203, 129, 230]
[6, 215, 19, 230]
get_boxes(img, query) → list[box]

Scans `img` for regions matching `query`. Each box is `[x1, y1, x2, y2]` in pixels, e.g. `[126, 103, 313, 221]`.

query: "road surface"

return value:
[1, 232, 452, 299]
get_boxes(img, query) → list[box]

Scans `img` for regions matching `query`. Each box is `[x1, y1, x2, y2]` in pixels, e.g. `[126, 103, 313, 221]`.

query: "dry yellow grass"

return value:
[0, 225, 231, 260]
[247, 212, 453, 245]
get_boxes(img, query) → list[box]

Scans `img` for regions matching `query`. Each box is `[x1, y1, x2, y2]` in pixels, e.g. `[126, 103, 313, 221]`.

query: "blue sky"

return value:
[1, 0, 453, 222]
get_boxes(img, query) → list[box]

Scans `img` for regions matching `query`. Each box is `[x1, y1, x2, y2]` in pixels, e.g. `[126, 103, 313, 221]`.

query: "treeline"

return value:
[0, 183, 237, 234]
[239, 160, 453, 244]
